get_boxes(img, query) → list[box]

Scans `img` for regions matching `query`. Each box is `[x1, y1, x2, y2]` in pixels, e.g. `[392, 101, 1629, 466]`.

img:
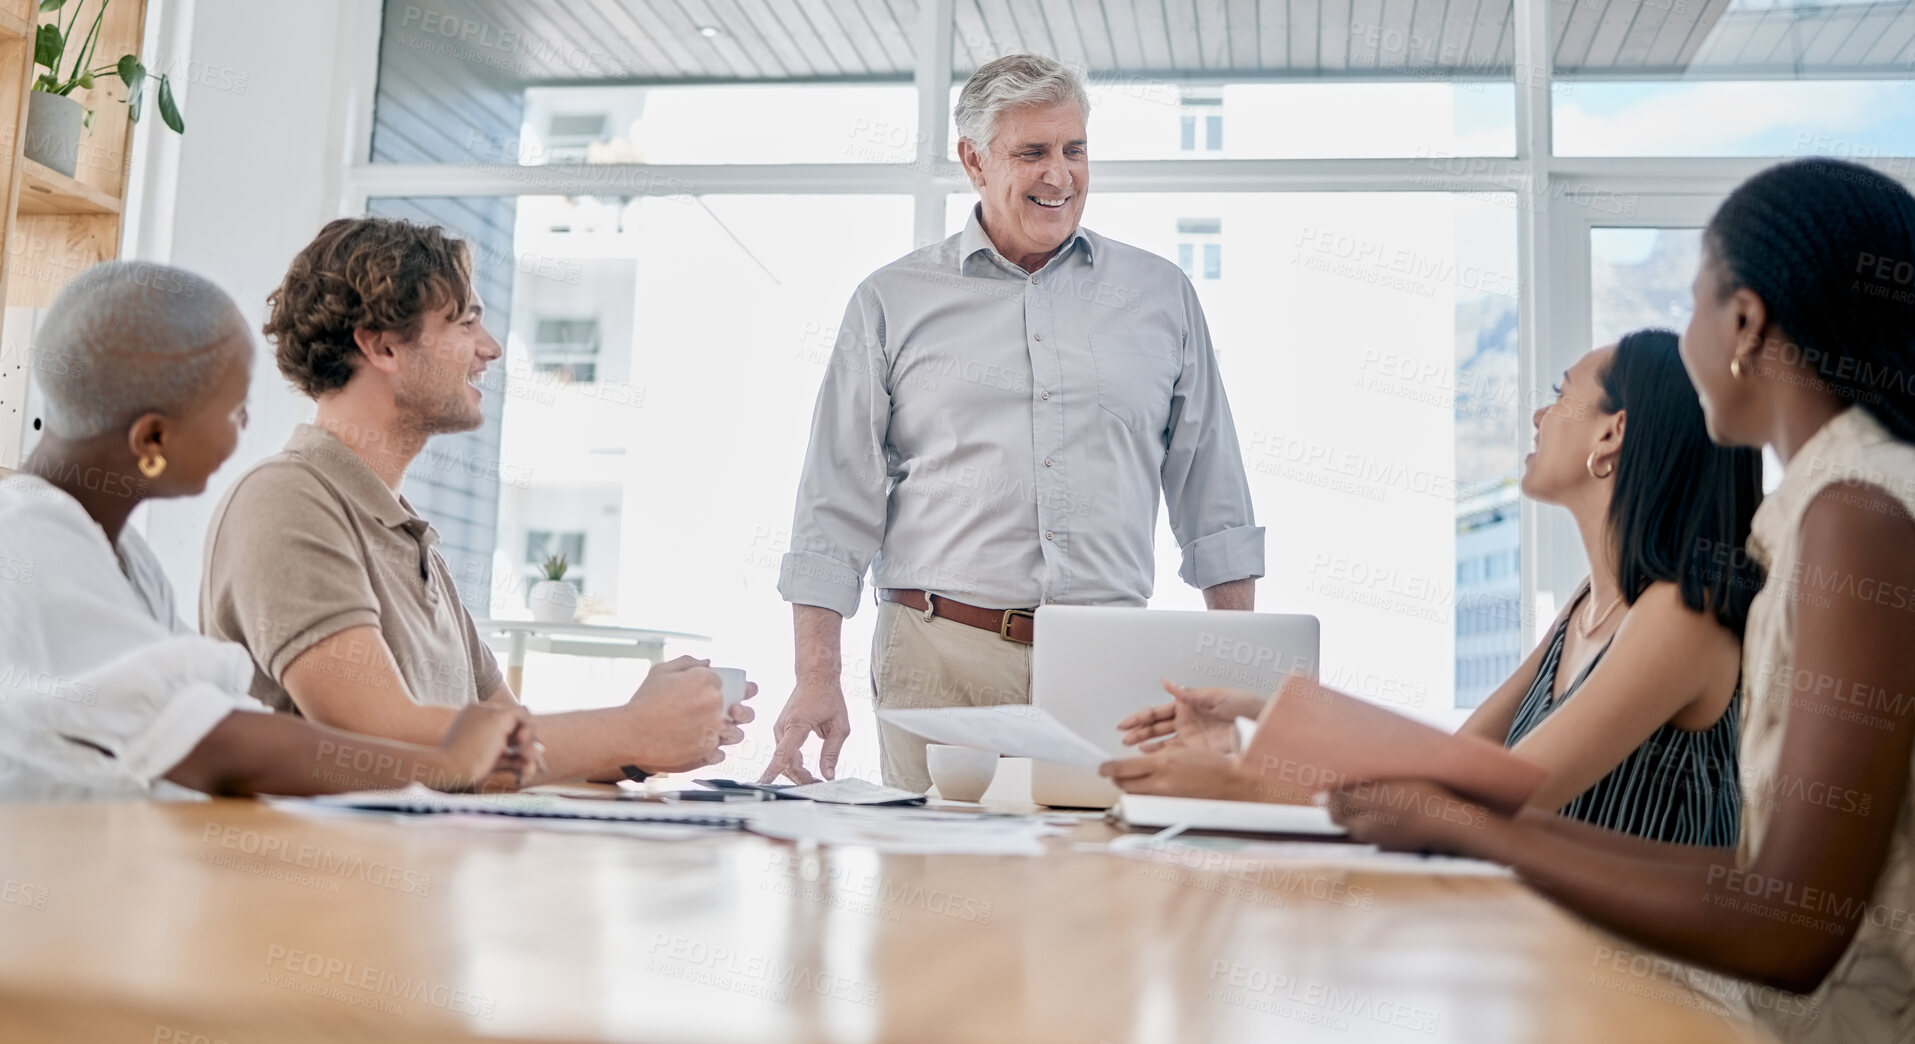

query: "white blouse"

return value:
[0, 474, 265, 801]
[1739, 406, 1915, 1043]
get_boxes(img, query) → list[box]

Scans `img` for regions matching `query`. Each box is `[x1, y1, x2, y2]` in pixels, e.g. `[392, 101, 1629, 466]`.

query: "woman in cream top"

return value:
[1737, 403, 1915, 1040]
[1323, 156, 1915, 1043]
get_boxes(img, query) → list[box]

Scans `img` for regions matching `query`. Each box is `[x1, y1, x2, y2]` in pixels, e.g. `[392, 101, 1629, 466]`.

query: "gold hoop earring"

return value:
[1730, 356, 1747, 379]
[1586, 451, 1613, 480]
[137, 454, 166, 479]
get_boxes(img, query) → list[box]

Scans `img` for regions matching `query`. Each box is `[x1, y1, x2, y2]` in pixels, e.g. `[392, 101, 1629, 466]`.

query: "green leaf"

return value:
[127, 78, 142, 121]
[115, 53, 142, 93]
[39, 0, 67, 11]
[75, 70, 91, 88]
[33, 22, 61, 70]
[156, 75, 182, 133]
[81, 106, 92, 129]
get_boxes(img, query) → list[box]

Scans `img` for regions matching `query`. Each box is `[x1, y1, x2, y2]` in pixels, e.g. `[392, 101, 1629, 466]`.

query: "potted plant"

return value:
[26, 0, 183, 177]
[528, 554, 580, 624]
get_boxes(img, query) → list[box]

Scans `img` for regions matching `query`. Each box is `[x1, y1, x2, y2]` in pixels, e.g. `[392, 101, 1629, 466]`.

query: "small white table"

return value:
[473, 619, 710, 697]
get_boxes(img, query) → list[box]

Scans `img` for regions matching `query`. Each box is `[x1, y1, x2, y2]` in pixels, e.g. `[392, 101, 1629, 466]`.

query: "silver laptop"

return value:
[1030, 606, 1320, 808]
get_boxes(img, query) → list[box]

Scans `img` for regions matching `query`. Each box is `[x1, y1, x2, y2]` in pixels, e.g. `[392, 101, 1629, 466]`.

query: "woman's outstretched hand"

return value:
[1116, 680, 1267, 754]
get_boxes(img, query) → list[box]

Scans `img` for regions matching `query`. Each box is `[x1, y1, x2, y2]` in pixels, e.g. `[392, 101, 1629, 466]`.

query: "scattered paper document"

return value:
[878, 705, 1110, 768]
[270, 784, 762, 828]
[782, 777, 926, 805]
[393, 814, 714, 842]
[747, 802, 1065, 856]
[1104, 834, 1511, 877]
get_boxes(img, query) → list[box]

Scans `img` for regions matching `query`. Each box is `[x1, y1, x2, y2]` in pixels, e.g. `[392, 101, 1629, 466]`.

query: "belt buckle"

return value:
[999, 608, 1035, 644]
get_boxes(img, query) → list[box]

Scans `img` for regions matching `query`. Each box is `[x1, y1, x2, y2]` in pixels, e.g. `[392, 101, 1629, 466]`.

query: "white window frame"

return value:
[332, 0, 1915, 669]
[529, 315, 603, 384]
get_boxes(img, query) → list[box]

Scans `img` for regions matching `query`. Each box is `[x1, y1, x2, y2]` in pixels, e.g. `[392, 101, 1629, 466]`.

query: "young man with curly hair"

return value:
[201, 217, 747, 784]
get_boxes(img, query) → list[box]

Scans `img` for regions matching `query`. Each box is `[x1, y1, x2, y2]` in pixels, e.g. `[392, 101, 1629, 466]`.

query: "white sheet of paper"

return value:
[782, 778, 925, 805]
[1234, 715, 1258, 751]
[746, 803, 1063, 856]
[878, 705, 1110, 768]
[1104, 834, 1512, 876]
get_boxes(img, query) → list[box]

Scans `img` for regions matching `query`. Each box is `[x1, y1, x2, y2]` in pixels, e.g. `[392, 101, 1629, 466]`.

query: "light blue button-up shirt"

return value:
[779, 205, 1264, 618]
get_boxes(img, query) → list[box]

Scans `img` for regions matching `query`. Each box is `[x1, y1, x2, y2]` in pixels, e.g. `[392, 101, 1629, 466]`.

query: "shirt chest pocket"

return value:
[1090, 332, 1180, 434]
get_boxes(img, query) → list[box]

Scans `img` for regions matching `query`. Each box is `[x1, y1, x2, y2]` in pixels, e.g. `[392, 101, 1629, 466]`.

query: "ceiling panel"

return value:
[1403, 0, 1447, 69]
[1462, 0, 1508, 67]
[1639, 0, 1717, 66]
[1863, 0, 1915, 61]
[1257, 0, 1289, 66]
[1320, 0, 1354, 68]
[395, 0, 1915, 84]
[1612, 0, 1679, 65]
[1581, 0, 1643, 67]
[1072, 0, 1123, 67]
[1042, 0, 1097, 66]
[1554, 0, 1610, 67]
[1288, 0, 1321, 66]
[1228, 0, 1263, 66]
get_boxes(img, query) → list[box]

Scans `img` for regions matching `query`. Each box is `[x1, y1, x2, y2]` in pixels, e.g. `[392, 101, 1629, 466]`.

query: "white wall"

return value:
[135, 0, 366, 621]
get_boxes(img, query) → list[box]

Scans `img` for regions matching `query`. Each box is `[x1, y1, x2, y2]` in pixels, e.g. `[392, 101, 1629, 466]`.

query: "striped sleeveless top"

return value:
[1503, 590, 1742, 847]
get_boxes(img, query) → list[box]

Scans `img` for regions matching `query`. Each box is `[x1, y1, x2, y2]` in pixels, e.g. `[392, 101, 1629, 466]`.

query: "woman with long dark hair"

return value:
[1476, 328, 1762, 845]
[1329, 157, 1915, 1043]
[1106, 330, 1763, 848]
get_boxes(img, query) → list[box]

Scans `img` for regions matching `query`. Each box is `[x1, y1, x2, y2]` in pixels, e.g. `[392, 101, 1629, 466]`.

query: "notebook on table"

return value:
[281, 784, 762, 828]
[1110, 793, 1345, 837]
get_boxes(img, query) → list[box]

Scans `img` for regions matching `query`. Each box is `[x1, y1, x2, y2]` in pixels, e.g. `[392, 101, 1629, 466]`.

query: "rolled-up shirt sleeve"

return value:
[1162, 277, 1266, 590]
[779, 281, 893, 618]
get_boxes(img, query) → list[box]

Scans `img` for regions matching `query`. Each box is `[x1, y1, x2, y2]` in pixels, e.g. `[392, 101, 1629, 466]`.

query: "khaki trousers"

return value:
[871, 600, 1033, 793]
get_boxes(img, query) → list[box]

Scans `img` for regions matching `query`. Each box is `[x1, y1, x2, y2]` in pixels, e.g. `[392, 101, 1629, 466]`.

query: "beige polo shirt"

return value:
[200, 423, 504, 715]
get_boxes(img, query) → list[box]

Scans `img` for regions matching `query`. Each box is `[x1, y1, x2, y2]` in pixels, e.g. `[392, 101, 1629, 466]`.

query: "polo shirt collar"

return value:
[957, 203, 1094, 274]
[286, 423, 425, 533]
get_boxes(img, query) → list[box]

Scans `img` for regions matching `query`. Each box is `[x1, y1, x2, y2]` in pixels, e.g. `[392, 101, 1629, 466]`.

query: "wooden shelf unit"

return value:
[18, 157, 124, 216]
[0, 0, 148, 467]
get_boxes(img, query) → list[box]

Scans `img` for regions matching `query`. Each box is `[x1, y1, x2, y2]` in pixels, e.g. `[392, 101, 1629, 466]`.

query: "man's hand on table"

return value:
[759, 673, 850, 784]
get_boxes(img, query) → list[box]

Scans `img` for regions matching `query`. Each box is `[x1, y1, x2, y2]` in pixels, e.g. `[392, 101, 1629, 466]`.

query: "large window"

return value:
[358, 0, 1915, 762]
[1548, 0, 1915, 159]
[948, 192, 1516, 718]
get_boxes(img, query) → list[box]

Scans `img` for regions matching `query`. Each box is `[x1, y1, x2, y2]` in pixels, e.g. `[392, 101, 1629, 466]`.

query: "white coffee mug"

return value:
[926, 744, 998, 802]
[712, 667, 748, 709]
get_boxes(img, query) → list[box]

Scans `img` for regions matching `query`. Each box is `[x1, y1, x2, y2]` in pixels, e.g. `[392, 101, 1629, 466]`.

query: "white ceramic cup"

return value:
[926, 744, 998, 802]
[712, 667, 748, 709]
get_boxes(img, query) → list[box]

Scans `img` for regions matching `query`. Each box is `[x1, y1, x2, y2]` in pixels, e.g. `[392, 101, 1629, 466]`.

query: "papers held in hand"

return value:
[1241, 676, 1547, 816]
[877, 705, 1109, 768]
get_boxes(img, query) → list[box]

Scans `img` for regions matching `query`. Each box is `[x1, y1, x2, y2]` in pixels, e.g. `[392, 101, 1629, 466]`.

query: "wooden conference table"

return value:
[0, 792, 1776, 1044]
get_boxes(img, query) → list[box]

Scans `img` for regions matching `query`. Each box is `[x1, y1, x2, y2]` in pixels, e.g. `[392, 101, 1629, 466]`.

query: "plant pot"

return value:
[528, 580, 579, 623]
[24, 91, 84, 177]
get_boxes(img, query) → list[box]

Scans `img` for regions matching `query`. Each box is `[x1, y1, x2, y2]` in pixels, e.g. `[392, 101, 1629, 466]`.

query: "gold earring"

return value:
[138, 454, 166, 479]
[1730, 356, 1747, 379]
[1586, 451, 1613, 480]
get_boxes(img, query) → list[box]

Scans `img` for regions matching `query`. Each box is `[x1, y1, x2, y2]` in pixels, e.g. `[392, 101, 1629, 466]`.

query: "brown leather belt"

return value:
[879, 589, 1036, 644]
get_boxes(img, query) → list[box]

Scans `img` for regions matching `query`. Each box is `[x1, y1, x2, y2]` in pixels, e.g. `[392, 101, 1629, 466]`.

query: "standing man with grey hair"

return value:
[762, 54, 1265, 791]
